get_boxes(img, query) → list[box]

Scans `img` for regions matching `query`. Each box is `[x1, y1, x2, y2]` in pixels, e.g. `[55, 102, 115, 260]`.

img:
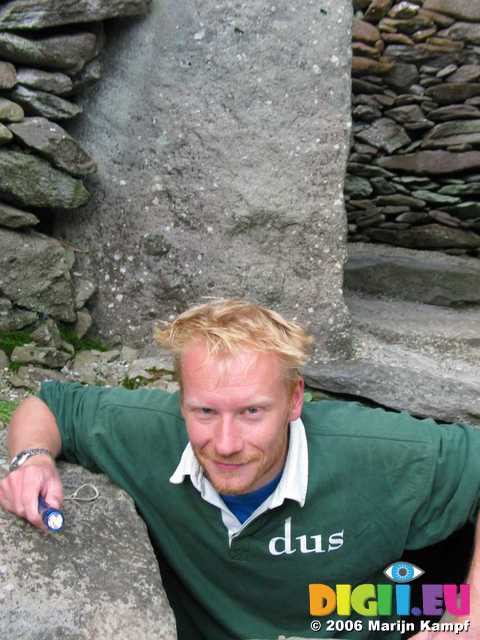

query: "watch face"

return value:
[10, 448, 50, 471]
[11, 451, 31, 470]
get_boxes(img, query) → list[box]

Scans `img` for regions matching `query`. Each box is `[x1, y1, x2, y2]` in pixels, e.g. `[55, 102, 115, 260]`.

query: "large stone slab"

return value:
[305, 244, 480, 424]
[0, 150, 90, 208]
[423, 0, 480, 22]
[56, 0, 354, 359]
[0, 435, 177, 640]
[346, 291, 480, 361]
[344, 242, 480, 307]
[0, 0, 151, 30]
[303, 342, 480, 426]
[0, 228, 76, 321]
[0, 31, 97, 73]
[9, 118, 96, 177]
[377, 150, 480, 175]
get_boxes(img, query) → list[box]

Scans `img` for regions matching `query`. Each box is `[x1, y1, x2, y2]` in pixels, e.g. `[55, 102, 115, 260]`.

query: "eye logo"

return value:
[384, 561, 424, 583]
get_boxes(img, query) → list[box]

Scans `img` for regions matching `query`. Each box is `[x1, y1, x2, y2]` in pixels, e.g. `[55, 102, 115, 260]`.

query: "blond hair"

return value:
[154, 299, 314, 390]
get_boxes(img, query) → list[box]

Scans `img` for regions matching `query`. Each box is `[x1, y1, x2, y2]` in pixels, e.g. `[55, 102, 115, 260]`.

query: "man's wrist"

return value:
[9, 448, 54, 472]
[20, 454, 56, 469]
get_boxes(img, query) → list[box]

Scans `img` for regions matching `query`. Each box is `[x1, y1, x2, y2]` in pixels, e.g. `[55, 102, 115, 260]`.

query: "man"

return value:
[0, 299, 478, 640]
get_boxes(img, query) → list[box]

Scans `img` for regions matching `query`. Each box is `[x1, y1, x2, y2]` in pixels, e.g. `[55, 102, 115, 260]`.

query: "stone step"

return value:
[304, 242, 480, 425]
[344, 241, 480, 307]
[345, 291, 480, 362]
[303, 331, 480, 426]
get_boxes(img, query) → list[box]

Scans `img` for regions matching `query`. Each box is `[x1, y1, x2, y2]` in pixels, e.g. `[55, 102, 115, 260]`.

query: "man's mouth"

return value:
[213, 461, 246, 471]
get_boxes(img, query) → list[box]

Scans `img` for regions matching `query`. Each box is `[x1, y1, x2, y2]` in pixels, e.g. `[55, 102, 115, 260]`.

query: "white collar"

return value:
[169, 417, 308, 509]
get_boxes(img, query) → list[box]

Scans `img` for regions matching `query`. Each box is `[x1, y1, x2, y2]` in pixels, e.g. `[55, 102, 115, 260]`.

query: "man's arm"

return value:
[0, 396, 64, 530]
[410, 514, 480, 640]
[466, 515, 480, 621]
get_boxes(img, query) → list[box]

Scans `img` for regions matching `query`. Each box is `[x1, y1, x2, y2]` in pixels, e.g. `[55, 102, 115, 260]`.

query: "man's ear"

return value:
[288, 377, 305, 422]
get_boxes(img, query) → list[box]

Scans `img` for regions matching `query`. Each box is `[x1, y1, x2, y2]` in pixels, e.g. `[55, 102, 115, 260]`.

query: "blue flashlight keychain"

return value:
[38, 495, 64, 532]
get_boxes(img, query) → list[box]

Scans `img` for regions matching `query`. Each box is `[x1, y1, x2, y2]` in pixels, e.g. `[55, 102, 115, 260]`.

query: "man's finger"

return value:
[44, 480, 64, 510]
[23, 486, 46, 529]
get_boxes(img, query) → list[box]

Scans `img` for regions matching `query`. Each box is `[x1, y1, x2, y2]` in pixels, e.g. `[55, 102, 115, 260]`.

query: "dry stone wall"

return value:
[348, 0, 480, 255]
[0, 1, 151, 377]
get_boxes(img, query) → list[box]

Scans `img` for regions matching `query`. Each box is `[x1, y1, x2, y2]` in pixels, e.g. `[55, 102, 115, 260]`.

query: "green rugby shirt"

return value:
[38, 381, 480, 640]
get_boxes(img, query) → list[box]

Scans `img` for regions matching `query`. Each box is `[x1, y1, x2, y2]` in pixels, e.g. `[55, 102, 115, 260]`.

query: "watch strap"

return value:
[9, 448, 53, 472]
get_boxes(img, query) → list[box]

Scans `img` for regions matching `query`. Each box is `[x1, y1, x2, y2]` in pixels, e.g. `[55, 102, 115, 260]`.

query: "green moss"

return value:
[0, 330, 33, 357]
[8, 361, 22, 373]
[121, 375, 150, 390]
[0, 399, 19, 424]
[58, 324, 108, 353]
[303, 386, 330, 402]
[122, 368, 173, 390]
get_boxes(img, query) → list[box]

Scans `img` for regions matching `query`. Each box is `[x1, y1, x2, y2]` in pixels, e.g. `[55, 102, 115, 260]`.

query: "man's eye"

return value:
[383, 561, 424, 583]
[244, 407, 260, 415]
[199, 408, 213, 415]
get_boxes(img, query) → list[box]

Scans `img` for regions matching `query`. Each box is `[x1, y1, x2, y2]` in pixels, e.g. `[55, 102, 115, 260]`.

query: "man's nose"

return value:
[214, 416, 243, 457]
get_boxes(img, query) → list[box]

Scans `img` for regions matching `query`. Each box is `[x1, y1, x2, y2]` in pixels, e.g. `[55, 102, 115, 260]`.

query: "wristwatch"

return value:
[9, 448, 53, 472]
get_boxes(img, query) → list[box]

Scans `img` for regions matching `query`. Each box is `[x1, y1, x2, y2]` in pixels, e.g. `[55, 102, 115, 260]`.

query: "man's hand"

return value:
[0, 456, 64, 530]
[0, 395, 63, 529]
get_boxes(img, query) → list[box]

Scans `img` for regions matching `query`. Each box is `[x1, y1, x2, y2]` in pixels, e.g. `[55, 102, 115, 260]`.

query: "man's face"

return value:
[180, 342, 304, 495]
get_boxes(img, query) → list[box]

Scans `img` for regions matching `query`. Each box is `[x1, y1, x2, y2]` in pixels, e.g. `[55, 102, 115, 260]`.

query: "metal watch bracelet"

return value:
[9, 448, 53, 473]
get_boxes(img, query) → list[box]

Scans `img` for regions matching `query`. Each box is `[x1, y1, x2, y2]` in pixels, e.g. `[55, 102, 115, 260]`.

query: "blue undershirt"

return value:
[220, 469, 283, 524]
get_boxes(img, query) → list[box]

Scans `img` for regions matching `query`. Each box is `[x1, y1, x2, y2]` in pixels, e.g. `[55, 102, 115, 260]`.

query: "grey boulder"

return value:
[0, 296, 37, 331]
[0, 446, 177, 640]
[11, 344, 72, 369]
[0, 228, 76, 321]
[8, 365, 68, 391]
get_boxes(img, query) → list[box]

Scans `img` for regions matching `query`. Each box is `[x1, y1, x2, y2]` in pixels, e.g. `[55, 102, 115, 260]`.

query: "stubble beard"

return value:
[193, 426, 289, 496]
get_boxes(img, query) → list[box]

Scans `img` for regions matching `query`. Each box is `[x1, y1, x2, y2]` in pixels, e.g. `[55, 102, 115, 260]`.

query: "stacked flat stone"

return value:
[0, 1, 151, 354]
[348, 0, 480, 255]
